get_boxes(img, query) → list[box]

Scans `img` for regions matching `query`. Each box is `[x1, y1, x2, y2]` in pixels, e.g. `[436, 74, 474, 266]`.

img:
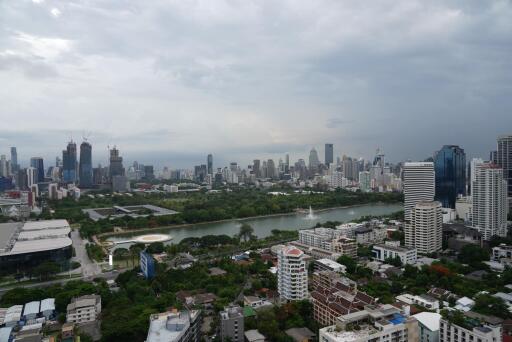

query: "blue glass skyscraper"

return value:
[434, 145, 466, 208]
[62, 141, 77, 183]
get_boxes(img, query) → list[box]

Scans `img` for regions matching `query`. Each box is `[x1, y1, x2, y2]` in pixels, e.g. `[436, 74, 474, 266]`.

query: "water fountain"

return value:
[305, 206, 317, 220]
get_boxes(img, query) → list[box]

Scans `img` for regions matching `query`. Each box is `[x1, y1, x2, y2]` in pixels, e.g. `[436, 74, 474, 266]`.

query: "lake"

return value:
[106, 202, 402, 247]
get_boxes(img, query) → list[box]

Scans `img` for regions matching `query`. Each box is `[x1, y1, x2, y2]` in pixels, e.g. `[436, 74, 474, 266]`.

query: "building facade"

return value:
[434, 145, 466, 209]
[277, 246, 308, 301]
[220, 305, 244, 342]
[405, 201, 443, 254]
[325, 144, 334, 166]
[66, 295, 101, 324]
[372, 242, 418, 265]
[62, 141, 77, 183]
[471, 162, 508, 240]
[404, 162, 435, 223]
[79, 141, 93, 188]
[439, 315, 502, 342]
[29, 157, 45, 184]
[497, 134, 512, 209]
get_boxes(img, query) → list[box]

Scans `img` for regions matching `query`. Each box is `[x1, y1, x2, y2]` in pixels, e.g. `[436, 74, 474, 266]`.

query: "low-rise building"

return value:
[22, 301, 40, 321]
[354, 226, 388, 246]
[40, 298, 55, 320]
[412, 312, 441, 342]
[244, 330, 265, 342]
[396, 294, 439, 311]
[311, 272, 375, 326]
[243, 296, 272, 310]
[319, 304, 420, 342]
[66, 295, 101, 324]
[220, 305, 244, 342]
[372, 242, 417, 265]
[285, 327, 316, 342]
[493, 244, 512, 261]
[146, 309, 201, 342]
[439, 311, 502, 342]
[314, 258, 346, 274]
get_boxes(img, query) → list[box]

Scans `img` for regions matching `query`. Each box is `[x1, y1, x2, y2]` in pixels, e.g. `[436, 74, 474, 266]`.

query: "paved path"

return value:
[71, 229, 102, 278]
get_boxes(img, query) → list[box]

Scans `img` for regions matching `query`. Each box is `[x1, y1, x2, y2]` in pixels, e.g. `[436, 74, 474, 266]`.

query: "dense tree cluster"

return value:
[42, 188, 401, 239]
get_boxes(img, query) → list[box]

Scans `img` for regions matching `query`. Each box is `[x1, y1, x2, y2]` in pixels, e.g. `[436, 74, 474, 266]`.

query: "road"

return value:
[0, 271, 120, 296]
[71, 229, 102, 278]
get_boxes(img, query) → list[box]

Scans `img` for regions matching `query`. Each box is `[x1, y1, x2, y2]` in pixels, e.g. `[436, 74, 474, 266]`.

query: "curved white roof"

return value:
[412, 312, 441, 332]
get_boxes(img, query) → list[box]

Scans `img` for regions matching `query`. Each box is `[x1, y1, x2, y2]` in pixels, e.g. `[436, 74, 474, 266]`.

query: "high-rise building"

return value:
[0, 155, 7, 177]
[62, 141, 77, 183]
[325, 143, 333, 166]
[497, 134, 512, 209]
[266, 159, 276, 179]
[26, 167, 36, 189]
[405, 201, 443, 254]
[434, 145, 466, 208]
[144, 165, 155, 180]
[309, 148, 320, 174]
[277, 246, 308, 301]
[109, 146, 124, 180]
[220, 305, 244, 342]
[253, 160, 260, 178]
[79, 141, 93, 188]
[403, 162, 435, 221]
[10, 147, 18, 173]
[30, 157, 45, 183]
[207, 154, 213, 175]
[471, 162, 508, 240]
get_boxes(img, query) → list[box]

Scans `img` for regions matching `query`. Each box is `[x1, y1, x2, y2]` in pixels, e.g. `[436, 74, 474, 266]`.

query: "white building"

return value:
[319, 304, 419, 342]
[439, 314, 502, 342]
[412, 312, 441, 342]
[405, 201, 443, 255]
[471, 162, 508, 240]
[372, 242, 417, 265]
[403, 162, 435, 222]
[66, 295, 101, 324]
[396, 294, 439, 310]
[277, 246, 308, 301]
[492, 244, 512, 261]
[455, 196, 472, 222]
[354, 226, 388, 245]
[146, 309, 201, 342]
[298, 227, 342, 250]
[314, 258, 346, 274]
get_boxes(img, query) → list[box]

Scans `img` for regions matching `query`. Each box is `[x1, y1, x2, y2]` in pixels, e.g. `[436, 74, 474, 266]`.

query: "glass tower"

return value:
[434, 145, 466, 208]
[79, 141, 93, 188]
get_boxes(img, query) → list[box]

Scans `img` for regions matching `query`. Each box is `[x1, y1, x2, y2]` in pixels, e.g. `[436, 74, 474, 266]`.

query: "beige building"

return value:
[405, 201, 443, 255]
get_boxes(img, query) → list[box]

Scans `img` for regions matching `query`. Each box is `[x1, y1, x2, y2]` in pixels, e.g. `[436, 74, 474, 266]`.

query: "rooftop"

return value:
[146, 310, 199, 342]
[412, 312, 441, 332]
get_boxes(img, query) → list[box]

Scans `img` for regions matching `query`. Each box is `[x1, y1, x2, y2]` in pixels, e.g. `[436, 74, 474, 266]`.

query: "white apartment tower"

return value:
[471, 162, 508, 240]
[403, 162, 435, 222]
[405, 201, 443, 254]
[277, 246, 308, 301]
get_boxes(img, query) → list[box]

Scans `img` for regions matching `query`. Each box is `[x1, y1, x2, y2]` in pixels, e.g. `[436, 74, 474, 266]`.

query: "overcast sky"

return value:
[1, 0, 511, 169]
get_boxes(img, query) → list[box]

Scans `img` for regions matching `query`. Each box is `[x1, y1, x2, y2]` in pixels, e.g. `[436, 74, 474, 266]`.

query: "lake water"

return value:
[106, 202, 402, 247]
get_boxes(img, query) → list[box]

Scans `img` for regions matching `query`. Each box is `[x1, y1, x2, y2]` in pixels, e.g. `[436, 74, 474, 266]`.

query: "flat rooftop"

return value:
[0, 220, 72, 256]
[83, 204, 178, 221]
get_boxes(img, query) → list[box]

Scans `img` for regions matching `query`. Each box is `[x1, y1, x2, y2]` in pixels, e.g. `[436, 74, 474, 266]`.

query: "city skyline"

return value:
[1, 1, 512, 167]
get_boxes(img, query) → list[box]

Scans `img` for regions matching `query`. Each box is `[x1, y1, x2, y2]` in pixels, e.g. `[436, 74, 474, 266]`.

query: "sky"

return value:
[1, 0, 512, 169]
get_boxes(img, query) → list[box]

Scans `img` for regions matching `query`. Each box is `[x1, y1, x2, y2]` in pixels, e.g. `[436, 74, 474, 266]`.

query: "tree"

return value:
[384, 256, 402, 267]
[238, 223, 255, 242]
[146, 242, 165, 254]
[33, 261, 60, 281]
[458, 245, 489, 266]
[336, 255, 357, 274]
[473, 294, 510, 318]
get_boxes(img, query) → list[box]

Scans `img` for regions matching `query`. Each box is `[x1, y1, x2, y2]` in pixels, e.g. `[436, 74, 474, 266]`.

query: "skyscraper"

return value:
[266, 159, 276, 179]
[403, 162, 435, 221]
[497, 135, 512, 209]
[434, 145, 466, 208]
[325, 143, 333, 166]
[79, 141, 93, 188]
[62, 141, 77, 183]
[309, 147, 320, 174]
[109, 146, 125, 179]
[0, 155, 7, 177]
[10, 147, 18, 173]
[405, 201, 443, 254]
[30, 157, 45, 183]
[471, 162, 508, 240]
[207, 154, 213, 175]
[253, 159, 261, 178]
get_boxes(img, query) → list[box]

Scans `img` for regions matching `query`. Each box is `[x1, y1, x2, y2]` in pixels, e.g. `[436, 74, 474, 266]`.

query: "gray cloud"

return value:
[0, 0, 511, 168]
